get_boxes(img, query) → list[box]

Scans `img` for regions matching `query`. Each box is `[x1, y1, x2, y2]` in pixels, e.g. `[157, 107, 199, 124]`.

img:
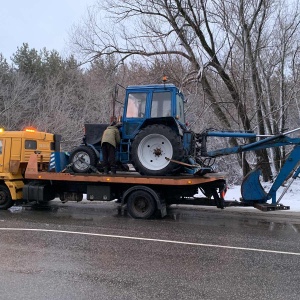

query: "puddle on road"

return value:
[8, 201, 129, 225]
[3, 202, 300, 234]
[165, 206, 300, 233]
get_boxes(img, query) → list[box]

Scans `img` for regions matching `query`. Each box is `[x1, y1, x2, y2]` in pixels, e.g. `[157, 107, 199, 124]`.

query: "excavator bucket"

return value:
[241, 168, 268, 202]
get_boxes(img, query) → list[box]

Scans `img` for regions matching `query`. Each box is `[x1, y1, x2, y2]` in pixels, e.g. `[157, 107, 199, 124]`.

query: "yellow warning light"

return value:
[24, 127, 36, 133]
[0, 128, 4, 132]
[162, 75, 168, 82]
[187, 180, 192, 184]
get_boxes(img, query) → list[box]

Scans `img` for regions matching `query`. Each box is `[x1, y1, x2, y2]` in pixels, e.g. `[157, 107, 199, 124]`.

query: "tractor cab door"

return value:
[0, 139, 4, 173]
[123, 92, 148, 138]
[150, 91, 172, 118]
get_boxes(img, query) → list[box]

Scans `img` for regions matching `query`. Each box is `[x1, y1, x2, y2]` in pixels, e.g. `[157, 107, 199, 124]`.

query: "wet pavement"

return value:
[0, 200, 300, 300]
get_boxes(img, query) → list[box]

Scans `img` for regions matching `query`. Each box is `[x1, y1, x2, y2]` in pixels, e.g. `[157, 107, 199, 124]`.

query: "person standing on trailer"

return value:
[101, 121, 121, 174]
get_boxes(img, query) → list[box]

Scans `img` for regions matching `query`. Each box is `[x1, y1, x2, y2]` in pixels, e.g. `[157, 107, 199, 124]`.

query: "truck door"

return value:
[0, 139, 3, 172]
[10, 138, 21, 173]
[10, 138, 21, 160]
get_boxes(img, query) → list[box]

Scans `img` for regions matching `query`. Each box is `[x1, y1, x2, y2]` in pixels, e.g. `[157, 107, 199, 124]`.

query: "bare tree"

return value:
[267, 1, 300, 172]
[0, 71, 41, 130]
[220, 0, 300, 173]
[71, 0, 254, 175]
[71, 0, 300, 180]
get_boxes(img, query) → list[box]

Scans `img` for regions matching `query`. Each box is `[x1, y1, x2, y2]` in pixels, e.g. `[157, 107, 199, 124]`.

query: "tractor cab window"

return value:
[151, 92, 172, 118]
[0, 140, 2, 154]
[126, 93, 147, 118]
[176, 94, 185, 123]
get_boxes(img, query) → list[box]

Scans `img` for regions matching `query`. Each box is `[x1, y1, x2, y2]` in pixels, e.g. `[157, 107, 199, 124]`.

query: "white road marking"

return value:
[0, 227, 299, 256]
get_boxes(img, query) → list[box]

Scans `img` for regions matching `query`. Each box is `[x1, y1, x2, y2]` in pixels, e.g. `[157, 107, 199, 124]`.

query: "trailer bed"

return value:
[23, 154, 228, 219]
[25, 154, 226, 186]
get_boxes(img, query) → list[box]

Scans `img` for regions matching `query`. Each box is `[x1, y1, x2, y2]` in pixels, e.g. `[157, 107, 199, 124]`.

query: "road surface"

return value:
[0, 201, 299, 300]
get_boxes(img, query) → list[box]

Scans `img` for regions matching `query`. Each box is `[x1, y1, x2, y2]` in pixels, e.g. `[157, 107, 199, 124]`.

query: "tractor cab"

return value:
[121, 84, 186, 139]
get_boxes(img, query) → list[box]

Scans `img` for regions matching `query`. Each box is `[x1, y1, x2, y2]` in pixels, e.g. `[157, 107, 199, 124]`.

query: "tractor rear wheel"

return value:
[131, 124, 184, 176]
[69, 146, 97, 173]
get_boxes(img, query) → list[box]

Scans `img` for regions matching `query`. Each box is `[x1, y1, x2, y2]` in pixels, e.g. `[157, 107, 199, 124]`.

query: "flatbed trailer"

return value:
[23, 154, 227, 219]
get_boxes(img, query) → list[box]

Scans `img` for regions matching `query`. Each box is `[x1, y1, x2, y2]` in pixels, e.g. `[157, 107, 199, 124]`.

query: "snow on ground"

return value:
[224, 179, 300, 212]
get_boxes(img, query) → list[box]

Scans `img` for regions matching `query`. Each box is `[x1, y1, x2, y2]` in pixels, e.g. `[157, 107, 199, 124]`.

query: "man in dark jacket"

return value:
[101, 121, 121, 174]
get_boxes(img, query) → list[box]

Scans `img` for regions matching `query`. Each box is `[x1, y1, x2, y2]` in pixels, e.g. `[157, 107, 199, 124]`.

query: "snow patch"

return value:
[225, 180, 300, 212]
[195, 178, 300, 211]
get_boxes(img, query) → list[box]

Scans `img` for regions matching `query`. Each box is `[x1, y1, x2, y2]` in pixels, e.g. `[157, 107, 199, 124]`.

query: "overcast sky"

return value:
[1, 0, 96, 62]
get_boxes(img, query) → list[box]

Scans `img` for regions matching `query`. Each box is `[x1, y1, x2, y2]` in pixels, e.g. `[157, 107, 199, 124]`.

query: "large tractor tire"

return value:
[131, 124, 184, 176]
[0, 185, 13, 210]
[69, 146, 97, 173]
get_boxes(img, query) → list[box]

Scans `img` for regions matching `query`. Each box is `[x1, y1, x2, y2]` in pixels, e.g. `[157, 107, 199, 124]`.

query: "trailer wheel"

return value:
[69, 146, 97, 173]
[127, 190, 156, 219]
[0, 185, 13, 210]
[131, 124, 184, 176]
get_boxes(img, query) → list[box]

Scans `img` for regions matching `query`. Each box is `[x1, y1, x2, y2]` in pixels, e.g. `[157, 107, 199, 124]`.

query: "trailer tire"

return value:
[69, 146, 97, 173]
[127, 190, 156, 219]
[131, 124, 184, 176]
[0, 185, 13, 210]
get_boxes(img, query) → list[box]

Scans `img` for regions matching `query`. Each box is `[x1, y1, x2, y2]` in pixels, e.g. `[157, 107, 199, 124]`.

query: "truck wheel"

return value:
[69, 146, 97, 173]
[0, 185, 13, 210]
[131, 124, 184, 176]
[127, 190, 156, 219]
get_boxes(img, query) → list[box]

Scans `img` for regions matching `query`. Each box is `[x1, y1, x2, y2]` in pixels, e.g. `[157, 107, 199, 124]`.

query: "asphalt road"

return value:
[0, 201, 300, 300]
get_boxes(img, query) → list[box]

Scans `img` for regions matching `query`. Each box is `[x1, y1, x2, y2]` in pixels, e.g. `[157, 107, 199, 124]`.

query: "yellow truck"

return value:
[0, 128, 60, 209]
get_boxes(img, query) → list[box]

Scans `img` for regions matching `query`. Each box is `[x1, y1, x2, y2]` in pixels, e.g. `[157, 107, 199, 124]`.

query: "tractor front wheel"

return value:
[69, 146, 97, 173]
[131, 124, 184, 176]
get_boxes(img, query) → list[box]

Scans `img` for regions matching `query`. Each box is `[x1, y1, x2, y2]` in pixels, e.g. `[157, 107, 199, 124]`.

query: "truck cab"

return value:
[121, 84, 186, 139]
[0, 128, 59, 209]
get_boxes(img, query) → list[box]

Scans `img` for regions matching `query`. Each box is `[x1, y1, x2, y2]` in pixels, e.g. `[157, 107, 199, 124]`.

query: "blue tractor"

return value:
[68, 81, 300, 209]
[69, 83, 197, 176]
